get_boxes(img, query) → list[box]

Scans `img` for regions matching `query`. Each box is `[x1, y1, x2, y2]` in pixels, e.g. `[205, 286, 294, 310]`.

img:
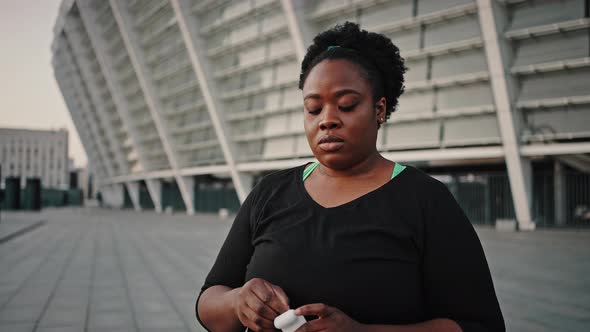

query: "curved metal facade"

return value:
[52, 0, 590, 226]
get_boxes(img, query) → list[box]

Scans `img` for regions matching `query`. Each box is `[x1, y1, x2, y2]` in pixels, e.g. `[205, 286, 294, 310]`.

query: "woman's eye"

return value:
[308, 108, 321, 115]
[339, 104, 357, 112]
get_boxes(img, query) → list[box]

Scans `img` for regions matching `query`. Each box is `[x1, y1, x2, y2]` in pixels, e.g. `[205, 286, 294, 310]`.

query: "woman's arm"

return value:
[420, 181, 505, 331]
[197, 285, 242, 332]
[294, 304, 462, 332]
[198, 279, 290, 332]
[365, 319, 462, 332]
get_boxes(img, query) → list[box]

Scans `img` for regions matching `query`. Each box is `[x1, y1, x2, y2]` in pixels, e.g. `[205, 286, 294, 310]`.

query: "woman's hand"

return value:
[233, 278, 290, 331]
[294, 303, 365, 332]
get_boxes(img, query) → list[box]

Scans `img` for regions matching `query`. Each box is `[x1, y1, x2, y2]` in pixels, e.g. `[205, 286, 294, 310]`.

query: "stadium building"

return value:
[52, 0, 590, 228]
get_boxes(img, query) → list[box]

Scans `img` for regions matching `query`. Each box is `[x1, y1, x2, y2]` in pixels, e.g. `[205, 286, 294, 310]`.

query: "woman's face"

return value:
[302, 59, 385, 170]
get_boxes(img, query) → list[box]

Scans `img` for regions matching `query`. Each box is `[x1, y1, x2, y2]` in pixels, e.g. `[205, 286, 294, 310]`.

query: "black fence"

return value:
[438, 170, 590, 227]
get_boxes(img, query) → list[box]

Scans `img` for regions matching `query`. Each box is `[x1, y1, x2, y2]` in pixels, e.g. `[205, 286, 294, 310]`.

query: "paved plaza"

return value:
[0, 208, 588, 332]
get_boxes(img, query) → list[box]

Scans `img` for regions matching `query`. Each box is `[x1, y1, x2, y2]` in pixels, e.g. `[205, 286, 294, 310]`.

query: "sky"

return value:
[0, 0, 87, 167]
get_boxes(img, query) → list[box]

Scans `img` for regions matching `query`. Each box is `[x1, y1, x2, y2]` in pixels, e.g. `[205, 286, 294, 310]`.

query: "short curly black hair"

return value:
[298, 22, 406, 124]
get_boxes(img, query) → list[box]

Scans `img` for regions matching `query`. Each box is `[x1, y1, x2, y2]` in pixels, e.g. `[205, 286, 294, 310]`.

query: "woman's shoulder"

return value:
[247, 164, 307, 199]
[397, 164, 448, 193]
[255, 164, 306, 187]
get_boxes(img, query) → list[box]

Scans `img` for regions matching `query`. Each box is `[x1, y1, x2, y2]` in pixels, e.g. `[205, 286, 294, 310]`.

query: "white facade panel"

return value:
[50, 0, 589, 223]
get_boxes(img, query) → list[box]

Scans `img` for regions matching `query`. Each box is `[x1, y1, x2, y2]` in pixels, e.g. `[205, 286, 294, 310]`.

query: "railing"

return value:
[433, 169, 590, 227]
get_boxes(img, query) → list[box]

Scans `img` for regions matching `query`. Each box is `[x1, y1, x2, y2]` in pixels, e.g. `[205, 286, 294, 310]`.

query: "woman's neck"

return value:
[317, 152, 390, 180]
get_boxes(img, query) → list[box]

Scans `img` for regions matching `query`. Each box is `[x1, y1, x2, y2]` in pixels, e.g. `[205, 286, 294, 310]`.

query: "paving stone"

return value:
[0, 322, 34, 332]
[37, 326, 84, 332]
[89, 310, 135, 329]
[38, 307, 86, 327]
[135, 311, 185, 330]
[0, 305, 44, 323]
[92, 299, 130, 312]
[1, 209, 588, 332]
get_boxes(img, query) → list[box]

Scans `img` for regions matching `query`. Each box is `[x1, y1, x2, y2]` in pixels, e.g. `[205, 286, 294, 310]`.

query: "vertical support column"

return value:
[170, 0, 253, 203]
[554, 160, 566, 226]
[61, 34, 116, 179]
[182, 176, 195, 213]
[280, 0, 313, 62]
[125, 181, 141, 211]
[145, 179, 162, 213]
[102, 183, 124, 208]
[477, 0, 535, 230]
[77, 0, 162, 208]
[63, 16, 130, 176]
[58, 74, 107, 180]
[110, 0, 195, 214]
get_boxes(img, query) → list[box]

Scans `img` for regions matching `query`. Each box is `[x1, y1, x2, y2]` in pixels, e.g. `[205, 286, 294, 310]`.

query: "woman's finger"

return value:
[294, 317, 331, 332]
[244, 291, 279, 321]
[294, 303, 335, 317]
[270, 285, 290, 311]
[240, 304, 276, 331]
[250, 281, 289, 315]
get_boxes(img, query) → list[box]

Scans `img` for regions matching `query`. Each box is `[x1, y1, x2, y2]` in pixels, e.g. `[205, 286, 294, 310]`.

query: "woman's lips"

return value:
[317, 135, 344, 152]
[318, 142, 344, 152]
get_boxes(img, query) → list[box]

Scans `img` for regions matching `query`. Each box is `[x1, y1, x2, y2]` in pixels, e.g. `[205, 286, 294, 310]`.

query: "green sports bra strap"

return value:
[392, 163, 406, 179]
[303, 162, 406, 182]
[302, 162, 320, 181]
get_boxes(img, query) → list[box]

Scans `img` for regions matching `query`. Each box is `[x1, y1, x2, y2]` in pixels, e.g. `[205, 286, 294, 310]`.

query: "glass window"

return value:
[308, 0, 346, 15]
[231, 20, 258, 43]
[250, 94, 266, 110]
[384, 121, 441, 149]
[316, 14, 357, 34]
[417, 0, 474, 16]
[385, 28, 420, 52]
[208, 31, 228, 49]
[431, 49, 487, 79]
[239, 45, 266, 67]
[266, 91, 281, 110]
[288, 111, 304, 132]
[512, 31, 589, 67]
[221, 76, 241, 92]
[405, 59, 428, 82]
[263, 136, 295, 159]
[524, 105, 590, 140]
[518, 68, 590, 102]
[225, 99, 244, 114]
[295, 134, 312, 156]
[436, 83, 494, 110]
[443, 115, 501, 146]
[507, 0, 585, 31]
[396, 91, 435, 114]
[223, 1, 251, 21]
[261, 10, 285, 34]
[269, 36, 294, 58]
[264, 113, 289, 136]
[275, 62, 299, 84]
[232, 119, 261, 136]
[244, 71, 264, 88]
[237, 141, 264, 161]
[213, 54, 235, 71]
[423, 15, 480, 48]
[200, 5, 223, 27]
[359, 0, 413, 30]
[282, 87, 302, 109]
[260, 67, 274, 87]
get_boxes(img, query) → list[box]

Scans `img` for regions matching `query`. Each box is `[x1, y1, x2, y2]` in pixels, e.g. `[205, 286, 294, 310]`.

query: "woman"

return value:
[196, 22, 505, 332]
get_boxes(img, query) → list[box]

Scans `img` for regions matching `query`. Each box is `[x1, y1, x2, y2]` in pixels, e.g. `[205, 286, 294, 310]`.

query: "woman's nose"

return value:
[319, 108, 342, 130]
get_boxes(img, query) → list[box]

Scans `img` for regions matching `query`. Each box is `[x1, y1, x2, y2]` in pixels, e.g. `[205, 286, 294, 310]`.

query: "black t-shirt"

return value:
[197, 164, 505, 332]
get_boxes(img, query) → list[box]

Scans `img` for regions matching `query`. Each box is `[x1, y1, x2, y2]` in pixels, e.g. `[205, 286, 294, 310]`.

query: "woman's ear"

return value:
[375, 97, 386, 123]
